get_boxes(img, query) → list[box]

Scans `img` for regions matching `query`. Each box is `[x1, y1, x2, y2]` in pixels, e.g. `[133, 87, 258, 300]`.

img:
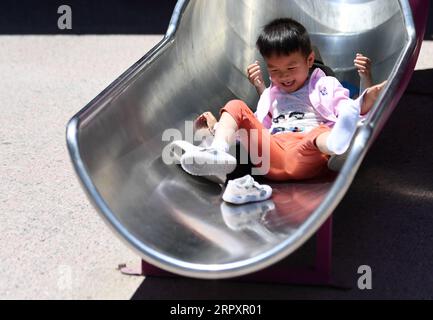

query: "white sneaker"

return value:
[327, 120, 364, 172]
[167, 140, 200, 163]
[180, 147, 237, 179]
[167, 141, 228, 184]
[222, 175, 272, 205]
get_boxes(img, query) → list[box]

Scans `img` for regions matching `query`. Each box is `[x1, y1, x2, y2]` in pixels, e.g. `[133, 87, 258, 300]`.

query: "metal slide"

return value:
[66, 0, 428, 279]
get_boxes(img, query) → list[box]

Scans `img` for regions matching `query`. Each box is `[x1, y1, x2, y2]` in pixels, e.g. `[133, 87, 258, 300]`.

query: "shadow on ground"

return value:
[131, 69, 433, 300]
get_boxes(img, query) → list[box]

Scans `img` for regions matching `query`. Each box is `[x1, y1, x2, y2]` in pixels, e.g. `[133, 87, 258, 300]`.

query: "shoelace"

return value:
[252, 181, 265, 191]
[238, 176, 264, 191]
[199, 147, 218, 154]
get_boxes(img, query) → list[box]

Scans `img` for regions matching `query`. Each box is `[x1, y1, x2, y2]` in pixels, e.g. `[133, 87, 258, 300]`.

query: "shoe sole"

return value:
[167, 140, 199, 163]
[181, 152, 237, 177]
[167, 140, 228, 183]
[222, 186, 272, 205]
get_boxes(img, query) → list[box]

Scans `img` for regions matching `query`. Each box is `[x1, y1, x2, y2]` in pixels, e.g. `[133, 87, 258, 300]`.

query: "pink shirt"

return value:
[255, 68, 366, 130]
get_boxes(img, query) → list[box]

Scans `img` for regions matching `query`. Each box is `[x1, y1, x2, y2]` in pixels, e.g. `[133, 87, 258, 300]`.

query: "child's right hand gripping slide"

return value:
[247, 61, 266, 96]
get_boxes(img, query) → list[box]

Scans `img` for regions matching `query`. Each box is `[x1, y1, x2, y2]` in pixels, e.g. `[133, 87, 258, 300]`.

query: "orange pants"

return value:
[221, 100, 331, 181]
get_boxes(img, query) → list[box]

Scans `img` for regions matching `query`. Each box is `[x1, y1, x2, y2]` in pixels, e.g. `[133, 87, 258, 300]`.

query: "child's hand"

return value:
[354, 53, 373, 89]
[194, 112, 217, 131]
[247, 61, 266, 95]
[354, 53, 372, 78]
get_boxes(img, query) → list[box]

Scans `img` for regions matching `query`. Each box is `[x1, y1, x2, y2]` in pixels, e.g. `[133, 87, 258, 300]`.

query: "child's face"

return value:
[265, 51, 315, 93]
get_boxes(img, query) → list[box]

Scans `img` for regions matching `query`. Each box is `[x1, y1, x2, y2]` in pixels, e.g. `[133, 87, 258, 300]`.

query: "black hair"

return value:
[256, 18, 312, 58]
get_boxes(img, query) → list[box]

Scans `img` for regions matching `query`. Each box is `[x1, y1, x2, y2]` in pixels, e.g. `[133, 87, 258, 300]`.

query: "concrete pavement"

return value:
[0, 35, 162, 299]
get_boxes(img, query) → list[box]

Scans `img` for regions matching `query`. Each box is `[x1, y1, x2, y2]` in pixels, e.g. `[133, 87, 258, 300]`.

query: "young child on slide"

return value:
[178, 18, 385, 183]
[195, 53, 373, 146]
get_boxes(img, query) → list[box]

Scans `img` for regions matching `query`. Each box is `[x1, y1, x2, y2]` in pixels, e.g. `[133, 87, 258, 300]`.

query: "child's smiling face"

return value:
[265, 50, 315, 93]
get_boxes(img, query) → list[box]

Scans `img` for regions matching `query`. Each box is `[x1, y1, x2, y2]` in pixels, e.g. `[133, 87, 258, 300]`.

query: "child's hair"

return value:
[256, 18, 312, 58]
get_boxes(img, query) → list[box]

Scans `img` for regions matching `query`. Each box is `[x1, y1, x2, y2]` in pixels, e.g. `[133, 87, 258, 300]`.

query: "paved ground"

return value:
[0, 35, 162, 299]
[0, 36, 432, 299]
[415, 40, 433, 70]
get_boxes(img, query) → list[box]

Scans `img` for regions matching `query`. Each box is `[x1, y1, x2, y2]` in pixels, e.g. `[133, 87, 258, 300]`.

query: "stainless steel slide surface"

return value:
[66, 0, 427, 279]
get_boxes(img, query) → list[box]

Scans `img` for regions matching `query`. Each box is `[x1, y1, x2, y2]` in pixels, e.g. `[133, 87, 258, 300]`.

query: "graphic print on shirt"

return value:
[271, 112, 306, 134]
[269, 80, 326, 135]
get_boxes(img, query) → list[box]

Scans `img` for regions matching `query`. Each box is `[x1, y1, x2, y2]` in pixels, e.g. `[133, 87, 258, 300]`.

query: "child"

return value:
[181, 18, 386, 182]
[195, 53, 373, 139]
